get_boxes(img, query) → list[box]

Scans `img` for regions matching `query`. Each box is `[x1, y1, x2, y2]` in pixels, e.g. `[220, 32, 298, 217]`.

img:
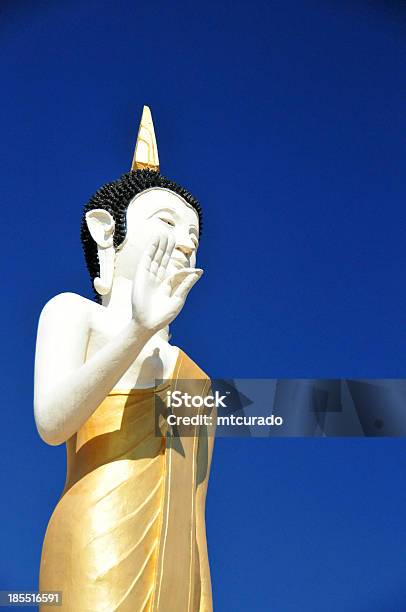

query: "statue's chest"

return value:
[86, 314, 177, 387]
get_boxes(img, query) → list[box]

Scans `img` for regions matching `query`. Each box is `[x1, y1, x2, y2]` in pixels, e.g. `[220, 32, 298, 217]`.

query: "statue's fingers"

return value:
[172, 270, 203, 299]
[166, 268, 203, 290]
[157, 235, 176, 280]
[150, 233, 168, 275]
[140, 234, 160, 272]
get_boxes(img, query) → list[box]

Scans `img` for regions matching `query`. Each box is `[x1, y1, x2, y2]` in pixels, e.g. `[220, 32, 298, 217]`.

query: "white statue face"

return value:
[114, 188, 199, 281]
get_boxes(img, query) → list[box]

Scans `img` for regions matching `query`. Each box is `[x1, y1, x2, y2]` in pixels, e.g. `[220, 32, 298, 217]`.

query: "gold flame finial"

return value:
[131, 105, 160, 172]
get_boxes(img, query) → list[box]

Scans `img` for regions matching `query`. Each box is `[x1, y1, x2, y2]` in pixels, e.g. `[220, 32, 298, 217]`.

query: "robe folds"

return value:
[39, 349, 215, 612]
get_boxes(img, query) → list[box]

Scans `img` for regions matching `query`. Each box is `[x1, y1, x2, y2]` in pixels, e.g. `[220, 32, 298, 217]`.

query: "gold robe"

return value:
[39, 349, 215, 612]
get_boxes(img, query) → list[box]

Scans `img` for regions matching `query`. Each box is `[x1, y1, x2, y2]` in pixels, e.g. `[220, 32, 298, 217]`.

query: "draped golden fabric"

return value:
[39, 350, 214, 612]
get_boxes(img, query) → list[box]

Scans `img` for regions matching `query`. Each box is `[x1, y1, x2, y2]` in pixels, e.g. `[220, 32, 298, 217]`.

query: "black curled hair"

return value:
[80, 169, 203, 302]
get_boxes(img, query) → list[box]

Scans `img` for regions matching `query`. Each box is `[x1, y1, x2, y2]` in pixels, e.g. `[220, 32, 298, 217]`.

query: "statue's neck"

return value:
[101, 276, 170, 342]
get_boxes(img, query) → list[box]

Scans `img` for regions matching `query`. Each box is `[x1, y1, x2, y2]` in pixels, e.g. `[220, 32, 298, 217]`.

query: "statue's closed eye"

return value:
[159, 217, 175, 227]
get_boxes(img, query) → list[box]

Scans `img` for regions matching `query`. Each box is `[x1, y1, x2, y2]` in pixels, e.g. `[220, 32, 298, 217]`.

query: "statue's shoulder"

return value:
[177, 348, 211, 382]
[39, 292, 97, 323]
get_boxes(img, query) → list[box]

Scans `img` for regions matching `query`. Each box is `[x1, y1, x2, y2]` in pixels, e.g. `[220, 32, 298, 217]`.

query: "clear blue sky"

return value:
[1, 1, 406, 610]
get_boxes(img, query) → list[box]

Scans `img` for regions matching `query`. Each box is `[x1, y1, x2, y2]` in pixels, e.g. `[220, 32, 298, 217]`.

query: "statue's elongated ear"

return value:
[85, 209, 115, 248]
[85, 209, 115, 296]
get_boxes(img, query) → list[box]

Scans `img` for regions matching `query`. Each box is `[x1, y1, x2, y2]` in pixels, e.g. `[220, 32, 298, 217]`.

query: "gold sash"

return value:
[39, 350, 214, 612]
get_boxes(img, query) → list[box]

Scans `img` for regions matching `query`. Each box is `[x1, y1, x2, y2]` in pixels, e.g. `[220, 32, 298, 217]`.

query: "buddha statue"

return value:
[34, 107, 215, 611]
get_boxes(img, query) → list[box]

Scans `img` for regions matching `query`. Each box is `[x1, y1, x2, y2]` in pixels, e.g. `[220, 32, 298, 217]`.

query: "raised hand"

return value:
[131, 232, 203, 333]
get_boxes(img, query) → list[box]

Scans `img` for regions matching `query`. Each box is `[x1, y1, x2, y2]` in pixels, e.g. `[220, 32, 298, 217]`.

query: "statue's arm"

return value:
[34, 292, 154, 446]
[34, 233, 202, 447]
